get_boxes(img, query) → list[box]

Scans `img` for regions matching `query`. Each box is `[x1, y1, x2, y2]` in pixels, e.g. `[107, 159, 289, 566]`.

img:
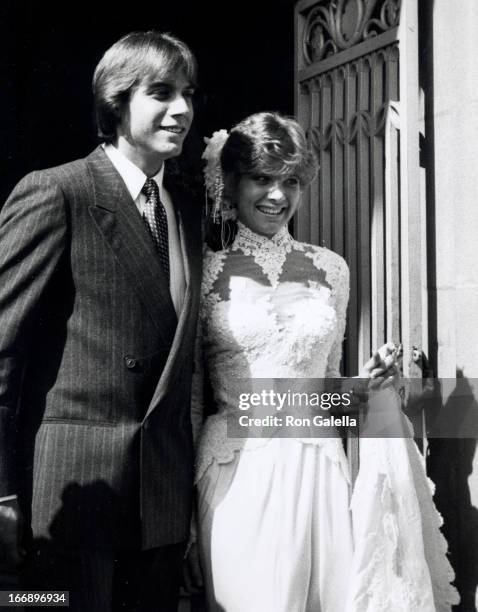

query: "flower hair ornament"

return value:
[202, 129, 237, 223]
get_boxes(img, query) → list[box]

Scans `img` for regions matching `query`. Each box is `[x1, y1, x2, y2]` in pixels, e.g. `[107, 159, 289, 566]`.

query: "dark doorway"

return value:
[1, 0, 296, 203]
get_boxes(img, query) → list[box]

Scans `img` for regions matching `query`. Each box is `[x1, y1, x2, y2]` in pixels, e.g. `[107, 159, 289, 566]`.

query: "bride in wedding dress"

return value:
[188, 111, 458, 612]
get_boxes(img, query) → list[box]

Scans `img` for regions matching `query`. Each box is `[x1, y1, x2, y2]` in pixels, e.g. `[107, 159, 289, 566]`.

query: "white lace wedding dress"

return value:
[192, 222, 458, 612]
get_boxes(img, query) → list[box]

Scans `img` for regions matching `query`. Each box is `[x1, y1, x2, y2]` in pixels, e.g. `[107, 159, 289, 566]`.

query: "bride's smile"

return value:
[235, 173, 301, 237]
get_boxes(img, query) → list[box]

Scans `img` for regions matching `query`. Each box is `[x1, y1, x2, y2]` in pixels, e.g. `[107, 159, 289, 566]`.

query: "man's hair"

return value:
[221, 112, 318, 188]
[93, 30, 197, 143]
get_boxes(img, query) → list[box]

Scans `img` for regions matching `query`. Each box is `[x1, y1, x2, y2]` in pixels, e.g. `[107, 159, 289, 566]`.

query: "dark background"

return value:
[1, 0, 296, 203]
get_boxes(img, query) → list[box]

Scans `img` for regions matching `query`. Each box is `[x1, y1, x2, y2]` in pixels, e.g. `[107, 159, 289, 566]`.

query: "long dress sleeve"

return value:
[325, 257, 350, 378]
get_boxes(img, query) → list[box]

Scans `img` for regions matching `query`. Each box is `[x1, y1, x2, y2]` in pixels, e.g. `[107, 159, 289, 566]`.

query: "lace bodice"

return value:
[202, 222, 348, 378]
[192, 222, 350, 478]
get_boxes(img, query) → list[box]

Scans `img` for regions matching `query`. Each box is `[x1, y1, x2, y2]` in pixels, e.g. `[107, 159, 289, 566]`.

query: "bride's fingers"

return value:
[361, 345, 400, 379]
[379, 341, 397, 356]
[361, 351, 381, 375]
[370, 355, 399, 378]
[369, 367, 385, 379]
[369, 368, 400, 392]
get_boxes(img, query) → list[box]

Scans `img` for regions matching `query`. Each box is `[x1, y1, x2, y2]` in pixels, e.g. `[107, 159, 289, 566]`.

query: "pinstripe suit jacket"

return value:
[0, 147, 202, 550]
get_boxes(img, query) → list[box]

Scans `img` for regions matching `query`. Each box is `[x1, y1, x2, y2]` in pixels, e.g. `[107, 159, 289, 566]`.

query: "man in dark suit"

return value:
[0, 31, 202, 610]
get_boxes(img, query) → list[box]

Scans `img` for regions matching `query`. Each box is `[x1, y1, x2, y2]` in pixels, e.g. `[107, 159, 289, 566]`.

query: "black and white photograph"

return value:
[0, 1, 477, 610]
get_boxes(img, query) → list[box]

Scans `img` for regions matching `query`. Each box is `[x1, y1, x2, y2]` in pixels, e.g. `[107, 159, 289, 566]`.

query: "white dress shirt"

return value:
[103, 144, 186, 316]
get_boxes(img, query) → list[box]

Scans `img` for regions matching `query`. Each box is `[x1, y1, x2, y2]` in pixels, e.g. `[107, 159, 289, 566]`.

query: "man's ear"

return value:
[114, 87, 133, 120]
[113, 95, 130, 138]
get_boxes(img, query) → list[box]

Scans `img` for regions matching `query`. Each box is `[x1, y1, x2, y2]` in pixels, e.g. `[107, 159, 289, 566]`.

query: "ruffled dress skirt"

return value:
[196, 407, 459, 611]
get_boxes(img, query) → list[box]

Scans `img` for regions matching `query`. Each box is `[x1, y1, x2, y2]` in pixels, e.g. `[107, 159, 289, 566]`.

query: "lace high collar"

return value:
[232, 221, 294, 253]
[230, 222, 296, 288]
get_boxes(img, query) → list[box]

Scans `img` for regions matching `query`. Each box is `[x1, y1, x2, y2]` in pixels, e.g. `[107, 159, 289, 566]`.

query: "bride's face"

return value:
[235, 173, 301, 237]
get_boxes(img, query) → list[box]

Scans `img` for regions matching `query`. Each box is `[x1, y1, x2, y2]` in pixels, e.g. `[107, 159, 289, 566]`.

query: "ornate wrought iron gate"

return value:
[294, 0, 424, 380]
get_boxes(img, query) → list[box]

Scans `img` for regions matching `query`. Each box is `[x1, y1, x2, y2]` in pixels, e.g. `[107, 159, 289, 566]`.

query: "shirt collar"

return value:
[103, 143, 164, 201]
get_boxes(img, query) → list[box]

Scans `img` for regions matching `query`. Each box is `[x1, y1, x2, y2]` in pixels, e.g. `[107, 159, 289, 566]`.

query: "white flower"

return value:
[202, 130, 229, 164]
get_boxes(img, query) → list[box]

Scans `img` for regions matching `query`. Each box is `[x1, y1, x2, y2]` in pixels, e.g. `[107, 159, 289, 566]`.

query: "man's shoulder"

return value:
[32, 146, 104, 183]
[3, 148, 115, 212]
[14, 147, 116, 201]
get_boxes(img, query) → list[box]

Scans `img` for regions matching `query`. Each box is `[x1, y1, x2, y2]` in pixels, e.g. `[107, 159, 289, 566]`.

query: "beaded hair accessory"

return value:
[202, 129, 237, 223]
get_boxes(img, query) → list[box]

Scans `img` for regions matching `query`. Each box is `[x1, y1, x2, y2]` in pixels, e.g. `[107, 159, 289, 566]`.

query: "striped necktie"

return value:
[141, 178, 170, 283]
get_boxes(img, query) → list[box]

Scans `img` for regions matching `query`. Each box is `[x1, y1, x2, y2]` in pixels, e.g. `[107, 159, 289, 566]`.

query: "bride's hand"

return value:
[359, 342, 400, 390]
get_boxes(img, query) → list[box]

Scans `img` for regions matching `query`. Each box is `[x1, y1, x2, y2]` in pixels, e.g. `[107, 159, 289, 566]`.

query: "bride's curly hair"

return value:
[205, 112, 318, 249]
[221, 112, 318, 188]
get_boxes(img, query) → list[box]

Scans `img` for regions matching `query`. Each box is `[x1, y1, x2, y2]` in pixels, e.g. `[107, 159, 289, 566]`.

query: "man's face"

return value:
[117, 71, 195, 173]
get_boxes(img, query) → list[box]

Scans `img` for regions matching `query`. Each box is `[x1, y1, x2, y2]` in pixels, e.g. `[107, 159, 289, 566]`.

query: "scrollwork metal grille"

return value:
[295, 0, 401, 375]
[302, 0, 401, 64]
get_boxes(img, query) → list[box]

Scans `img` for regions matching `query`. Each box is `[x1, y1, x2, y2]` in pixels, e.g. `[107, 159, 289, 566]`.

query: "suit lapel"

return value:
[86, 147, 177, 348]
[145, 174, 203, 417]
